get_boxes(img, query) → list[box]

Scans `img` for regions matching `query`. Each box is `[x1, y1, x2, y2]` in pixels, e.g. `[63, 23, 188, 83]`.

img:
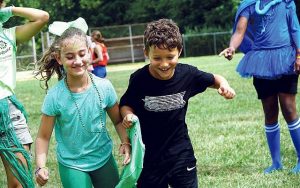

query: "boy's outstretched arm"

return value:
[210, 74, 236, 99]
[219, 16, 248, 60]
[13, 7, 49, 44]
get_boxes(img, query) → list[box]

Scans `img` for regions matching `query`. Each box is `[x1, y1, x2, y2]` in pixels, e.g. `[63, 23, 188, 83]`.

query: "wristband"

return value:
[35, 167, 48, 176]
[297, 55, 300, 59]
[119, 142, 131, 148]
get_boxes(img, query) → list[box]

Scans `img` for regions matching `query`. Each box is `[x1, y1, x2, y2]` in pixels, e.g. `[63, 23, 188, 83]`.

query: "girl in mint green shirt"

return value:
[34, 19, 131, 188]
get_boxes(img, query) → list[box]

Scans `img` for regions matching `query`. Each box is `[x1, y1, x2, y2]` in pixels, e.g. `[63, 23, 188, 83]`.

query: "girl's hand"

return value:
[219, 47, 235, 60]
[218, 85, 236, 99]
[119, 143, 131, 165]
[35, 167, 49, 186]
[122, 114, 134, 128]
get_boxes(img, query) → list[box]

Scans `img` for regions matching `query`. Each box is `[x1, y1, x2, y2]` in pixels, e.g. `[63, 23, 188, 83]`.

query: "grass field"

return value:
[1, 54, 300, 187]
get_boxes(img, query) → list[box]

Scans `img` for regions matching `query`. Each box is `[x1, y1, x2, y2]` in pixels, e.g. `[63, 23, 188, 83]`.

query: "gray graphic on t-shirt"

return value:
[0, 40, 10, 56]
[143, 91, 186, 112]
[0, 41, 7, 49]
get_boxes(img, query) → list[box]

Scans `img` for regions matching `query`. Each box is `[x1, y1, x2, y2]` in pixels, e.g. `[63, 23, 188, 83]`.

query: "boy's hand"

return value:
[219, 47, 235, 60]
[122, 114, 134, 128]
[0, 7, 12, 24]
[218, 85, 236, 99]
[119, 143, 131, 165]
[35, 167, 49, 186]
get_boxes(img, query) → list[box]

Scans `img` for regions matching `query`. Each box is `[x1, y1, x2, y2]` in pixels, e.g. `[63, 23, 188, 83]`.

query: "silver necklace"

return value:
[65, 73, 104, 133]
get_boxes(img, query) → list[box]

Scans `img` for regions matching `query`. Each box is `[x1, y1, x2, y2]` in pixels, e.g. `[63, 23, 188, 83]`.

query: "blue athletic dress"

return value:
[234, 0, 300, 79]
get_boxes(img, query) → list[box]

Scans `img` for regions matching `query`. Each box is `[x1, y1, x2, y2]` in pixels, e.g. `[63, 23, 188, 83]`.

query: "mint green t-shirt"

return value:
[0, 27, 17, 99]
[42, 75, 117, 171]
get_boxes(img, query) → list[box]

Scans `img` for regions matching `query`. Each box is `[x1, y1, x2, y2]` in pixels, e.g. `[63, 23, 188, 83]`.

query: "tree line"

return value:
[5, 0, 300, 34]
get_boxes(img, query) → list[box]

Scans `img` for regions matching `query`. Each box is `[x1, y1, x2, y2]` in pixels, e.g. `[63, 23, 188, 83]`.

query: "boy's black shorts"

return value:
[137, 157, 198, 188]
[253, 74, 299, 99]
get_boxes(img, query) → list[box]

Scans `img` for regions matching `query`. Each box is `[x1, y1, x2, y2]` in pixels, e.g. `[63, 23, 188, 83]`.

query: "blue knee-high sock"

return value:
[264, 123, 282, 174]
[288, 118, 300, 173]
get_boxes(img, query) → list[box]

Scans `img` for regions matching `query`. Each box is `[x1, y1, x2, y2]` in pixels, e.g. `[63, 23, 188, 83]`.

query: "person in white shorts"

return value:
[0, 1, 49, 187]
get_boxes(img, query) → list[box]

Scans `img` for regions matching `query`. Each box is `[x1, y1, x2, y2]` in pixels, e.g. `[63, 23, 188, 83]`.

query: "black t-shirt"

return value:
[120, 63, 215, 166]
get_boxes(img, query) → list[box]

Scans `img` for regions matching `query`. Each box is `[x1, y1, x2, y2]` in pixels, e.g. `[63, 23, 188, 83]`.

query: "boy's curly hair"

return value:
[144, 19, 182, 52]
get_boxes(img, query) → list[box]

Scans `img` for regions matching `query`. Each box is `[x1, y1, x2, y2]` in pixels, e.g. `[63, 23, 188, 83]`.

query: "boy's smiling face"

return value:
[145, 45, 181, 80]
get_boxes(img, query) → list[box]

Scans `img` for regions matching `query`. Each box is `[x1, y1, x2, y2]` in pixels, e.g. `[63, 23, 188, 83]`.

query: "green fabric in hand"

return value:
[116, 116, 145, 188]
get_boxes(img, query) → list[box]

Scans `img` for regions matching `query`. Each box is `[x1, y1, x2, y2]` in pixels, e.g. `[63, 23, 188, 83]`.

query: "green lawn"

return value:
[1, 54, 300, 187]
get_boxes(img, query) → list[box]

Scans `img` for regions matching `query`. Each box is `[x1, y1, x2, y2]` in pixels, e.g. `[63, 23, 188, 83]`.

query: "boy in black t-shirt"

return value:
[120, 19, 235, 188]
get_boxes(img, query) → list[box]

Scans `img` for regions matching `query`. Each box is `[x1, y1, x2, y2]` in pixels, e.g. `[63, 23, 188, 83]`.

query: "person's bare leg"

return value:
[1, 144, 31, 188]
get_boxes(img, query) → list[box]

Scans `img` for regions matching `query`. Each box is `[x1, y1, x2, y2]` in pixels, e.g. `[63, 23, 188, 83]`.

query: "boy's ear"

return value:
[178, 48, 182, 56]
[143, 48, 149, 58]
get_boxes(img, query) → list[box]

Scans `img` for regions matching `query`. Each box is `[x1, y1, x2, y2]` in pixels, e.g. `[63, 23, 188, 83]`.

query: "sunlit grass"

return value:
[1, 54, 300, 187]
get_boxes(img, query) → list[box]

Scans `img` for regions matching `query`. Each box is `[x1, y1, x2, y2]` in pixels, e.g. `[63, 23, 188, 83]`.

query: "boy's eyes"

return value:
[153, 56, 174, 61]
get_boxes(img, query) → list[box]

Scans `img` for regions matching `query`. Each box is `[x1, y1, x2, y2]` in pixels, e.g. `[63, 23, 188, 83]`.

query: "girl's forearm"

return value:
[35, 137, 50, 168]
[114, 122, 130, 144]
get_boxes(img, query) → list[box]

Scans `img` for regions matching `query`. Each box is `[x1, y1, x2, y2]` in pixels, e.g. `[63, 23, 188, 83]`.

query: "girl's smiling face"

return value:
[145, 45, 181, 80]
[56, 35, 90, 77]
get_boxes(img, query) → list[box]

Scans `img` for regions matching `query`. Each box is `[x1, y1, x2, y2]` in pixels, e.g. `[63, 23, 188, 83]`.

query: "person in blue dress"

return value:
[220, 0, 300, 174]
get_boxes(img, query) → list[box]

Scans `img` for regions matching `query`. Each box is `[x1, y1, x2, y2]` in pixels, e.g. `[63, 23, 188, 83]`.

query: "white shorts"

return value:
[5, 100, 33, 146]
